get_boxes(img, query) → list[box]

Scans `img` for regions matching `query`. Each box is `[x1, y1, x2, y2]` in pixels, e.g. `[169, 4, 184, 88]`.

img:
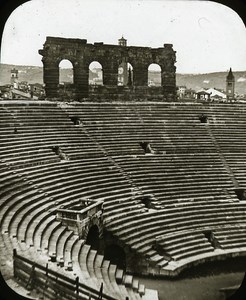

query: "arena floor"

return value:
[137, 257, 246, 300]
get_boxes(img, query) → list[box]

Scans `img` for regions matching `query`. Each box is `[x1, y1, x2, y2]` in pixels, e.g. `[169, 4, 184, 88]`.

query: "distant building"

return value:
[18, 81, 29, 92]
[10, 68, 19, 88]
[0, 84, 12, 99]
[11, 88, 38, 100]
[196, 89, 211, 100]
[118, 36, 127, 47]
[118, 36, 128, 86]
[226, 68, 235, 100]
[206, 88, 227, 100]
[185, 88, 196, 99]
[177, 86, 186, 99]
[29, 83, 45, 98]
[177, 86, 196, 99]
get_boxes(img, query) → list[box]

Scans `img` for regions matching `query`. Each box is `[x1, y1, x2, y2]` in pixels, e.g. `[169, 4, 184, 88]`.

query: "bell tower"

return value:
[118, 36, 128, 86]
[11, 68, 19, 88]
[226, 68, 235, 100]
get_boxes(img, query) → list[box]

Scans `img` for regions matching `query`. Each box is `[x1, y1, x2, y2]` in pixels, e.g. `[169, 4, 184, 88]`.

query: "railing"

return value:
[13, 249, 124, 300]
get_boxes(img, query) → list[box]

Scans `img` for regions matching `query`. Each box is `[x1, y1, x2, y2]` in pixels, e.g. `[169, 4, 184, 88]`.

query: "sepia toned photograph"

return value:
[0, 0, 246, 299]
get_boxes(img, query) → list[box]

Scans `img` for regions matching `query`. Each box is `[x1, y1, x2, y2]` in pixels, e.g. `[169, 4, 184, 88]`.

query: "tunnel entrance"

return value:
[86, 225, 100, 250]
[204, 230, 221, 249]
[70, 116, 81, 125]
[104, 244, 126, 270]
[235, 188, 246, 201]
[139, 141, 154, 154]
[199, 113, 208, 124]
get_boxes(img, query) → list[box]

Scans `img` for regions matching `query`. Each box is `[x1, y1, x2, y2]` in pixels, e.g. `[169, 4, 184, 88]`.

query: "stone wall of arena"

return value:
[39, 37, 176, 101]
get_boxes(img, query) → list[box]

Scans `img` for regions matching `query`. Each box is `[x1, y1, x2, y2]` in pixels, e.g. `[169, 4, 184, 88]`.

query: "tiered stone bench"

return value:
[1, 100, 246, 295]
[0, 161, 146, 299]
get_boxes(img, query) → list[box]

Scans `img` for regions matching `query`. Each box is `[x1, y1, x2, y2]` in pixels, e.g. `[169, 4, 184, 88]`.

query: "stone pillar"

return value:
[133, 65, 148, 86]
[161, 44, 176, 100]
[74, 62, 89, 99]
[103, 61, 118, 86]
[161, 69, 176, 100]
[42, 59, 59, 98]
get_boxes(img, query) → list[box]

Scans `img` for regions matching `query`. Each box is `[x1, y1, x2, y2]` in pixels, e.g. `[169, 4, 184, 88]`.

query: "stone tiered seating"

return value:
[114, 153, 237, 204]
[62, 102, 217, 155]
[214, 226, 246, 249]
[19, 157, 134, 206]
[105, 199, 246, 270]
[223, 153, 246, 187]
[0, 102, 103, 167]
[60, 102, 246, 274]
[0, 159, 145, 299]
[62, 103, 149, 155]
[2, 100, 246, 287]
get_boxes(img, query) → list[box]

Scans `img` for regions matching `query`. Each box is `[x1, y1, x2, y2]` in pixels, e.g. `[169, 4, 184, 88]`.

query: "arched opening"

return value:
[104, 244, 126, 270]
[139, 141, 154, 154]
[199, 113, 208, 124]
[148, 63, 161, 87]
[235, 188, 246, 201]
[70, 116, 81, 126]
[59, 59, 74, 85]
[203, 230, 221, 249]
[86, 225, 100, 250]
[89, 61, 103, 85]
[50, 145, 69, 161]
[58, 60, 74, 98]
[118, 62, 133, 86]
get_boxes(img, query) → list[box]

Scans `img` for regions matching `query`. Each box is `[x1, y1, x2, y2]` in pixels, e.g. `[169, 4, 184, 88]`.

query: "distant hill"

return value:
[1, 63, 246, 95]
[176, 72, 246, 95]
[0, 63, 72, 86]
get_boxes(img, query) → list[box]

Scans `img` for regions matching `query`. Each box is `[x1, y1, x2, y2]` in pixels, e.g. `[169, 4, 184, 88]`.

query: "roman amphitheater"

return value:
[1, 37, 246, 300]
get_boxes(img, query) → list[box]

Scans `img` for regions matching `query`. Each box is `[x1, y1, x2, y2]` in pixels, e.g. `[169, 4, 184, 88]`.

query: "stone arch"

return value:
[86, 224, 100, 250]
[39, 37, 176, 99]
[117, 62, 133, 87]
[89, 61, 103, 85]
[148, 63, 161, 87]
[104, 244, 126, 270]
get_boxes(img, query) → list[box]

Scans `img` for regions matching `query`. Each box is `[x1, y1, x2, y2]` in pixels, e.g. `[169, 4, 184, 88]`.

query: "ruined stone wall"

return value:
[39, 36, 176, 100]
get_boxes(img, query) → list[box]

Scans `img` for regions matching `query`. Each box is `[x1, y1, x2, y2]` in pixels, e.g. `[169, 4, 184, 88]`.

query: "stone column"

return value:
[161, 67, 176, 100]
[161, 44, 177, 100]
[103, 60, 118, 86]
[42, 58, 59, 98]
[74, 61, 89, 99]
[133, 65, 148, 86]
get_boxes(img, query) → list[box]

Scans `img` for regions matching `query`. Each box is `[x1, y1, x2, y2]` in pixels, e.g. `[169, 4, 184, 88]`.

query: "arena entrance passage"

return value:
[104, 244, 126, 270]
[70, 116, 81, 125]
[86, 225, 100, 250]
[235, 188, 246, 201]
[139, 141, 155, 154]
[39, 37, 176, 100]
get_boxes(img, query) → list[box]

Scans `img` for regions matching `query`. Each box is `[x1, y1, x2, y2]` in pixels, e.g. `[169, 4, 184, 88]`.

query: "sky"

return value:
[0, 0, 246, 74]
